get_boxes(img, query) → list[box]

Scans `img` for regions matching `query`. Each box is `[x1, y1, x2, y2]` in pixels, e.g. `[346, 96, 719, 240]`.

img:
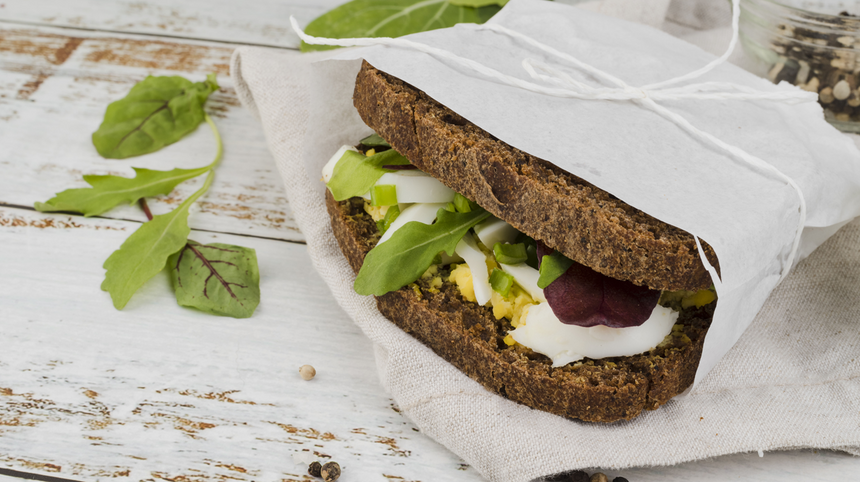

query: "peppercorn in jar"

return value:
[740, 0, 860, 131]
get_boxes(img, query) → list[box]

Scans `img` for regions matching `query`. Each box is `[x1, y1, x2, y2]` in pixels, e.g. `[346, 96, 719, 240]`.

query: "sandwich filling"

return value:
[323, 135, 716, 366]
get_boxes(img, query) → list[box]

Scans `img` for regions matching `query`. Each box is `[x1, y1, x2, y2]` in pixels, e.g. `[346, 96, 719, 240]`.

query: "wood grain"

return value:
[0, 23, 304, 243]
[0, 208, 482, 482]
[2, 1, 859, 480]
[0, 0, 343, 49]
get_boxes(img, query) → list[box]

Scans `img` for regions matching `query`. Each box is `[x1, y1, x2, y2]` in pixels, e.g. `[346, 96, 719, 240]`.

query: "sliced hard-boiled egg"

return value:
[474, 217, 519, 249]
[510, 302, 678, 367]
[361, 170, 456, 204]
[378, 202, 448, 245]
[499, 262, 546, 303]
[322, 145, 357, 184]
[455, 233, 493, 306]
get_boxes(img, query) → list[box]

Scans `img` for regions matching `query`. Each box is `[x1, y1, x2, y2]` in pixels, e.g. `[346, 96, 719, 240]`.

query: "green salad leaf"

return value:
[327, 148, 411, 201]
[360, 133, 391, 147]
[355, 207, 491, 295]
[35, 166, 211, 217]
[168, 240, 260, 318]
[301, 0, 502, 52]
[101, 171, 214, 310]
[537, 250, 575, 289]
[92, 74, 218, 159]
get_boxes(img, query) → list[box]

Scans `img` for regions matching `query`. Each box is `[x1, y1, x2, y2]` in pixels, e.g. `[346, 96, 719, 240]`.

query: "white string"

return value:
[643, 0, 743, 90]
[290, 0, 812, 286]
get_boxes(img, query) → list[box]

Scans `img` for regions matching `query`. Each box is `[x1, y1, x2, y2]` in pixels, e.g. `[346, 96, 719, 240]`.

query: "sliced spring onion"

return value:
[490, 268, 514, 297]
[360, 133, 391, 147]
[493, 242, 528, 265]
[453, 193, 476, 213]
[537, 251, 575, 289]
[370, 184, 397, 206]
[376, 205, 401, 236]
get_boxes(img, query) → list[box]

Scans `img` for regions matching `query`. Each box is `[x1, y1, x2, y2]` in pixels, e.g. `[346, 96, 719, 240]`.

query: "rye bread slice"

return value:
[326, 190, 713, 423]
[353, 61, 719, 292]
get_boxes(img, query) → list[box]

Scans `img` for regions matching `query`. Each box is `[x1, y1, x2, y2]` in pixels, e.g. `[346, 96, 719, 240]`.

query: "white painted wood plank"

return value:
[0, 207, 481, 482]
[0, 24, 304, 243]
[2, 206, 859, 480]
[0, 0, 343, 48]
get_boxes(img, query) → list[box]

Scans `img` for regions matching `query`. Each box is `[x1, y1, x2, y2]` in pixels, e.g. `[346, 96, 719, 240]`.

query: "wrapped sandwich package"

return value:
[231, 0, 860, 479]
[305, 0, 860, 387]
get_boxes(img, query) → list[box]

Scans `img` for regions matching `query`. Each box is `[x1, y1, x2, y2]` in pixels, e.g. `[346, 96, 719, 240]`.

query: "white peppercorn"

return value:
[299, 365, 316, 380]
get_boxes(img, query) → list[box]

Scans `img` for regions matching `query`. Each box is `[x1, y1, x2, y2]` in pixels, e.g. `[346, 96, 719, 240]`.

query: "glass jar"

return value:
[740, 0, 860, 132]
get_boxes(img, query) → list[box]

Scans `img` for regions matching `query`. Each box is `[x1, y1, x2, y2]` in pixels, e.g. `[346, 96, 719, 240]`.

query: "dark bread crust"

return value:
[353, 61, 719, 292]
[326, 190, 713, 423]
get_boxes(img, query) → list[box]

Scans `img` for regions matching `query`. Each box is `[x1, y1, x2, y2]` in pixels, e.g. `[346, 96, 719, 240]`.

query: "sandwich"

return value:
[323, 61, 719, 423]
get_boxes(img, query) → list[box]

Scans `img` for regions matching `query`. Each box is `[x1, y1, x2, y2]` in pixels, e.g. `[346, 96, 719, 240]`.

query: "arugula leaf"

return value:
[34, 166, 211, 217]
[449, 0, 508, 6]
[100, 172, 215, 309]
[301, 0, 501, 52]
[355, 207, 491, 295]
[92, 73, 218, 159]
[101, 171, 215, 309]
[537, 251, 575, 289]
[168, 240, 260, 318]
[327, 149, 411, 201]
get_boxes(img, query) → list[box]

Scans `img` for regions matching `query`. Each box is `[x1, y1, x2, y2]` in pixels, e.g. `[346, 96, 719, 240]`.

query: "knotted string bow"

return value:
[290, 0, 818, 290]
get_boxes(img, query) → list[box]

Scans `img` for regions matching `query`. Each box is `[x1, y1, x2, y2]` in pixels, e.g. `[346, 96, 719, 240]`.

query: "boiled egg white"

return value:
[454, 233, 494, 306]
[474, 217, 519, 249]
[362, 170, 456, 204]
[322, 145, 357, 183]
[378, 202, 448, 245]
[509, 302, 678, 367]
[498, 262, 546, 303]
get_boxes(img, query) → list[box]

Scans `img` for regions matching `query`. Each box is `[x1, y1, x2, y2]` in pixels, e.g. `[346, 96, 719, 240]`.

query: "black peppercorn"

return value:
[308, 461, 322, 477]
[545, 470, 589, 482]
[570, 471, 589, 482]
[612, 477, 630, 482]
[321, 461, 341, 482]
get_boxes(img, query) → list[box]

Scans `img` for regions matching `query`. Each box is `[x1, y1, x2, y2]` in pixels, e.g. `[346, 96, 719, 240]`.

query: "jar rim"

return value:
[746, 0, 860, 24]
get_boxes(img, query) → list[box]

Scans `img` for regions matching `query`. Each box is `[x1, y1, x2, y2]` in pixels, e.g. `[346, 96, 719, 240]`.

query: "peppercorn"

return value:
[612, 477, 630, 482]
[589, 473, 609, 482]
[299, 364, 316, 380]
[308, 461, 322, 477]
[321, 461, 341, 482]
[570, 471, 589, 482]
[545, 471, 588, 482]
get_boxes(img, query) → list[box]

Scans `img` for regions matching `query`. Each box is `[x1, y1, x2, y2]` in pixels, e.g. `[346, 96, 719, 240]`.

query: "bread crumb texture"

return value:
[353, 61, 721, 292]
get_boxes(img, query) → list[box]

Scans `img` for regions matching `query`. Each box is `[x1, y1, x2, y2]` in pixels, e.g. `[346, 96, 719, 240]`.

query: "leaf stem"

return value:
[204, 113, 223, 170]
[139, 198, 154, 221]
[136, 115, 219, 224]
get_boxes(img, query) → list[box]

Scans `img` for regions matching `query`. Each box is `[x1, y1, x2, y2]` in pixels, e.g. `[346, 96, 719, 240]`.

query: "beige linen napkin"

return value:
[230, 26, 860, 482]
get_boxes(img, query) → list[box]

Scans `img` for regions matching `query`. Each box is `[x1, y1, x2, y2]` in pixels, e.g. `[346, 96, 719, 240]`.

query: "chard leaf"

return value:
[537, 251, 575, 289]
[449, 0, 508, 6]
[34, 166, 211, 217]
[301, 0, 501, 52]
[92, 74, 218, 159]
[327, 149, 411, 201]
[101, 171, 214, 310]
[355, 207, 491, 295]
[168, 240, 260, 318]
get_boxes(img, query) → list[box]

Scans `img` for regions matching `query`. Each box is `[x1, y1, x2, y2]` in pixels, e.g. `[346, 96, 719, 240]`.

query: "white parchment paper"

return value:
[302, 0, 860, 387]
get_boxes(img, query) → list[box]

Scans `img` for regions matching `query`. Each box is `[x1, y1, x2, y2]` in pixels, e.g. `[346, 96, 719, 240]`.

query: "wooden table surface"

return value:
[0, 1, 857, 481]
